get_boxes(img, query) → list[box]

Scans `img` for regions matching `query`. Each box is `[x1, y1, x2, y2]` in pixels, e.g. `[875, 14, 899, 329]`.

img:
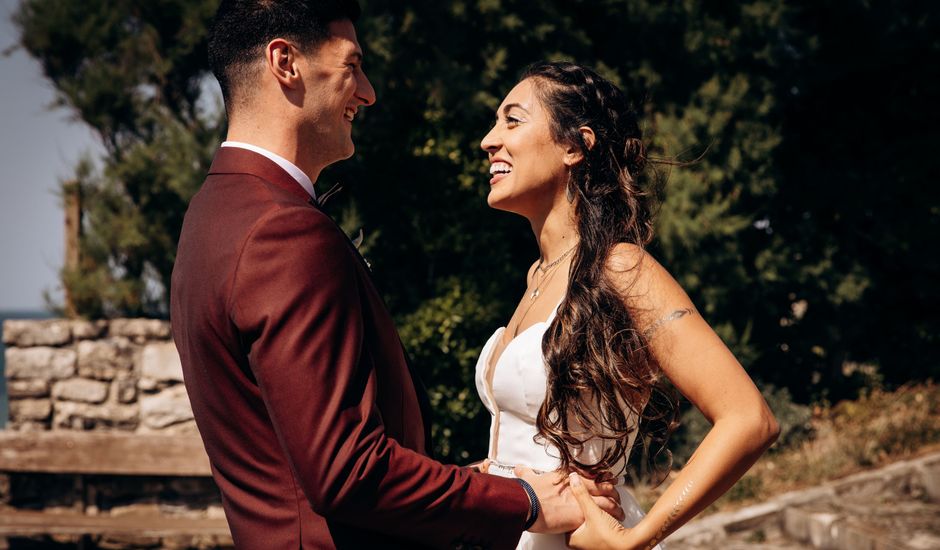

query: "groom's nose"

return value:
[356, 69, 376, 107]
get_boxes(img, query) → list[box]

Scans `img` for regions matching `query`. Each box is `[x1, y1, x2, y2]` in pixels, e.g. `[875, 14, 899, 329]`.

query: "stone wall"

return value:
[1, 319, 229, 549]
[3, 318, 194, 434]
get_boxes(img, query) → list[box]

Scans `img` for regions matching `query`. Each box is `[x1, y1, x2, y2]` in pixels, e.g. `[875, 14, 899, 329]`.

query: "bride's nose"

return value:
[480, 125, 501, 153]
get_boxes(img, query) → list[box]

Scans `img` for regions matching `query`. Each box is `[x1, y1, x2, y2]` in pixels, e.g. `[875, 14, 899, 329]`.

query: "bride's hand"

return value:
[566, 472, 633, 550]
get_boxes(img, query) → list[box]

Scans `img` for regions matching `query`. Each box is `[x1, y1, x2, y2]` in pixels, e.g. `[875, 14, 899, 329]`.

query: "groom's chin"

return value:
[339, 139, 356, 160]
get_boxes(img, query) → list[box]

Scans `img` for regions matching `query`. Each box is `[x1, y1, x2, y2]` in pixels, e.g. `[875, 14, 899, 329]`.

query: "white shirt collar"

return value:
[221, 141, 316, 200]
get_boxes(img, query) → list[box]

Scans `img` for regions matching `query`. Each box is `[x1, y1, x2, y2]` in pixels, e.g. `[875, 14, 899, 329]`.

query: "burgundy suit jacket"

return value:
[170, 147, 529, 549]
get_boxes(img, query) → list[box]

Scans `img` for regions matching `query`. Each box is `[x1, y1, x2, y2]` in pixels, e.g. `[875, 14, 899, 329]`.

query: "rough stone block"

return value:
[6, 379, 50, 398]
[2, 319, 71, 346]
[77, 338, 135, 380]
[909, 533, 940, 550]
[70, 319, 107, 340]
[138, 377, 159, 392]
[918, 456, 940, 503]
[140, 342, 184, 382]
[783, 507, 810, 542]
[9, 398, 52, 421]
[52, 400, 139, 431]
[5, 347, 76, 380]
[151, 419, 199, 435]
[838, 524, 878, 550]
[806, 512, 839, 548]
[8, 419, 49, 431]
[114, 378, 138, 403]
[141, 384, 194, 429]
[110, 318, 171, 340]
[52, 378, 110, 403]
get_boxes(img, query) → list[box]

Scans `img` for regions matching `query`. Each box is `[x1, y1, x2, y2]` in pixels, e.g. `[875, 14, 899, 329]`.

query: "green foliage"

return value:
[397, 279, 503, 461]
[15, 0, 939, 462]
[726, 473, 764, 502]
[15, 0, 222, 317]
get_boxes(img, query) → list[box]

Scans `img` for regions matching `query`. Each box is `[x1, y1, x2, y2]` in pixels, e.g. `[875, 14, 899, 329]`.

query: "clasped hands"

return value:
[473, 460, 630, 547]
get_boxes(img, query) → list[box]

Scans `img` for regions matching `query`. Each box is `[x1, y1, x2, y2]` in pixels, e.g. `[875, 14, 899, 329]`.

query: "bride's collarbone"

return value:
[511, 283, 567, 334]
[499, 290, 565, 349]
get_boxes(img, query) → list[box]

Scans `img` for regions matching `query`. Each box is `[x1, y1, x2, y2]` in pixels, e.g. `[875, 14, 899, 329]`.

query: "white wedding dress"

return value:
[474, 303, 665, 550]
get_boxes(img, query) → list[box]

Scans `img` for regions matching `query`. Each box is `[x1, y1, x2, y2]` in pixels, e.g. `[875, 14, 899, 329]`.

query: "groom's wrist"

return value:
[514, 478, 540, 530]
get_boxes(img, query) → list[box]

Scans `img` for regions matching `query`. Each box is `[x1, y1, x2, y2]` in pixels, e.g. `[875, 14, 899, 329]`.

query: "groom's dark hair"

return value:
[208, 0, 361, 111]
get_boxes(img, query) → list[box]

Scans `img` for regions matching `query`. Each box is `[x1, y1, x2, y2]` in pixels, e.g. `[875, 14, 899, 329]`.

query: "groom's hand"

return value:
[515, 466, 624, 534]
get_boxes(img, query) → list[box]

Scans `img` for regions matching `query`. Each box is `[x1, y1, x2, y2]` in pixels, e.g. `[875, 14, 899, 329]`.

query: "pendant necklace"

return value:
[512, 243, 578, 338]
[530, 243, 577, 299]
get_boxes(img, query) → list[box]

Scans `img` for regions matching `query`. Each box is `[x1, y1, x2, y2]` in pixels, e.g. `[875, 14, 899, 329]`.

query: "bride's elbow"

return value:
[755, 407, 780, 448]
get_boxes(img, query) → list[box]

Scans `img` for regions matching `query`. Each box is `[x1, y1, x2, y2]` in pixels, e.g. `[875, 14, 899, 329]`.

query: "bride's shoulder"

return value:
[604, 242, 668, 283]
[604, 243, 694, 324]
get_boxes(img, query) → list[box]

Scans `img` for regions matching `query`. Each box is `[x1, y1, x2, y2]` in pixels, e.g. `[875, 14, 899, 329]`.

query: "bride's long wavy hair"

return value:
[524, 61, 679, 482]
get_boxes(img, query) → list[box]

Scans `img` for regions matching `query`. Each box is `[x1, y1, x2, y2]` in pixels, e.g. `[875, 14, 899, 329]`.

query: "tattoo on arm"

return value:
[645, 480, 694, 549]
[642, 307, 695, 339]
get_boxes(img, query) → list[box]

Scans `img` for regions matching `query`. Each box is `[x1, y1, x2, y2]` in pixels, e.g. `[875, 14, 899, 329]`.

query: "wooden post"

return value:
[63, 180, 82, 317]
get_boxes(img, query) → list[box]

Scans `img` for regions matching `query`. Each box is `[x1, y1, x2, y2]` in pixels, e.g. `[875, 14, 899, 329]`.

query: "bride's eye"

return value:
[506, 116, 522, 128]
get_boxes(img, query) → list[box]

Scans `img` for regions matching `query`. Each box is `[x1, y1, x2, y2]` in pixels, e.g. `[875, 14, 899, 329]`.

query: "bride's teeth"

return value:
[489, 162, 513, 175]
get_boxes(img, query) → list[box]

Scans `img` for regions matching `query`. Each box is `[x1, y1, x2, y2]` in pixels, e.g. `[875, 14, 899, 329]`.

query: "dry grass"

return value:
[632, 382, 940, 514]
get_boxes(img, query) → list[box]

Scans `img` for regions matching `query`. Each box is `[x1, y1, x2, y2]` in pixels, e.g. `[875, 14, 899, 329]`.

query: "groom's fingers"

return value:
[569, 473, 625, 521]
[577, 476, 621, 505]
[569, 472, 612, 523]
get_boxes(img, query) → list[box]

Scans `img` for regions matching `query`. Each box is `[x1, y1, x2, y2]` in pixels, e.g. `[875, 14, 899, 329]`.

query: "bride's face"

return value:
[480, 78, 570, 216]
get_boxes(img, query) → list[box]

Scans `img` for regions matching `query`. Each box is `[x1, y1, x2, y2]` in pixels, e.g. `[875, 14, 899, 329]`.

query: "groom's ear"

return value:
[266, 38, 301, 89]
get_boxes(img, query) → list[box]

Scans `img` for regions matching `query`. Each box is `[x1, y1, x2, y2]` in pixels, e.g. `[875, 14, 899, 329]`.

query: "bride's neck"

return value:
[531, 204, 579, 264]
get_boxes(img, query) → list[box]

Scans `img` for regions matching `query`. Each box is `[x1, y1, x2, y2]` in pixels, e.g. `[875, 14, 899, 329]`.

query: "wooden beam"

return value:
[0, 432, 212, 476]
[62, 180, 82, 318]
[0, 509, 231, 538]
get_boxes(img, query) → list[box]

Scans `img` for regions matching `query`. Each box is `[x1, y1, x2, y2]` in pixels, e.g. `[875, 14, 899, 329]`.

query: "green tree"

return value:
[15, 0, 221, 317]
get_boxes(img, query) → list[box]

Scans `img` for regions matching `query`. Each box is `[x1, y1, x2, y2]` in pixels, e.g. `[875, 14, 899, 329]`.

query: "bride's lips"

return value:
[489, 158, 513, 185]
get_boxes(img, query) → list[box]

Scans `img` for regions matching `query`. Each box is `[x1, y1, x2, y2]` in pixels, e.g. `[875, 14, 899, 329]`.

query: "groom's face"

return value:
[297, 19, 375, 164]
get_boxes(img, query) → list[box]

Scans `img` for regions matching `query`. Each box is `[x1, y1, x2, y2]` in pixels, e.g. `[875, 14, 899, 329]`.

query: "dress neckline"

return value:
[485, 299, 564, 374]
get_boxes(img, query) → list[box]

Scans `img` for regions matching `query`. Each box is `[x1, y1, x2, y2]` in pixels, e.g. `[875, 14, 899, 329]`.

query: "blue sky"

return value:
[0, 0, 101, 311]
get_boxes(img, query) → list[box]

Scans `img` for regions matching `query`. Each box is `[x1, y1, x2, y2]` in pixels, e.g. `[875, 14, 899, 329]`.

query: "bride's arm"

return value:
[569, 244, 779, 550]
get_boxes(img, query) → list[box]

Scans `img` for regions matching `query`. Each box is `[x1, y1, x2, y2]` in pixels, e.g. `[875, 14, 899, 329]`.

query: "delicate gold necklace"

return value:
[536, 243, 578, 274]
[529, 243, 577, 299]
[528, 258, 564, 300]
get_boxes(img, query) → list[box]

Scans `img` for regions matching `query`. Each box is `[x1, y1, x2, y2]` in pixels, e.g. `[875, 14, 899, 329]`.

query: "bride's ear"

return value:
[563, 126, 596, 167]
